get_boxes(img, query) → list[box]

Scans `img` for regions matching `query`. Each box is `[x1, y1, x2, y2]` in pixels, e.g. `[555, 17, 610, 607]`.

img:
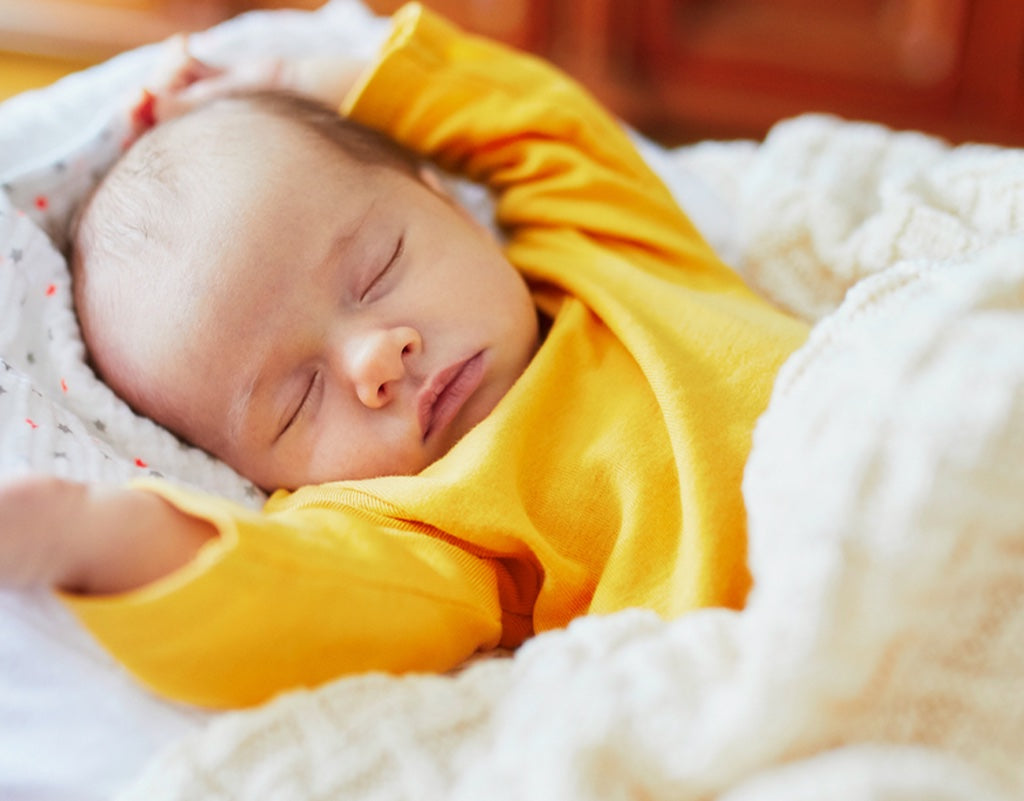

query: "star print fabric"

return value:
[0, 137, 262, 505]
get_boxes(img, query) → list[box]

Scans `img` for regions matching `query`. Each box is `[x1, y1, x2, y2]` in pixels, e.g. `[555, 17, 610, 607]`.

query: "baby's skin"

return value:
[0, 41, 539, 596]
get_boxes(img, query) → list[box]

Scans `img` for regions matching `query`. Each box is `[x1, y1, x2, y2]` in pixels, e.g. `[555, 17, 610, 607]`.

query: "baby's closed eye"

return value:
[359, 235, 405, 303]
[278, 370, 323, 441]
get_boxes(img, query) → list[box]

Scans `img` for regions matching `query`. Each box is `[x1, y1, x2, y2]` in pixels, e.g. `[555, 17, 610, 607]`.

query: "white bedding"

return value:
[2, 2, 1024, 800]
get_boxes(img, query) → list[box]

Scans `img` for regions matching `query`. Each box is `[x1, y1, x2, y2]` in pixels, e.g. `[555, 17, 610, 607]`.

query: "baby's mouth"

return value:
[417, 352, 485, 442]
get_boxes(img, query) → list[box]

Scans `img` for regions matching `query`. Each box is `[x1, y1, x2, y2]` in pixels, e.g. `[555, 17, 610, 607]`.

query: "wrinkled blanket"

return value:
[115, 114, 1024, 801]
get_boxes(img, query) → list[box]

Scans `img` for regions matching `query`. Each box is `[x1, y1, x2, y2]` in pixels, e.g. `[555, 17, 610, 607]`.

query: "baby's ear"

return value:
[416, 163, 449, 197]
[417, 164, 495, 238]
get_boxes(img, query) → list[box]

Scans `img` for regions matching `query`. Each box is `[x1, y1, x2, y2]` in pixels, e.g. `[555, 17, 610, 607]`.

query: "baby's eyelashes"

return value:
[359, 235, 404, 303]
[277, 370, 322, 441]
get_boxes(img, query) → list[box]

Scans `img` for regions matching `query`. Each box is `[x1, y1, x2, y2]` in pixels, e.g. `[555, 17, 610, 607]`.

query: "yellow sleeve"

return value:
[345, 3, 723, 276]
[61, 480, 502, 709]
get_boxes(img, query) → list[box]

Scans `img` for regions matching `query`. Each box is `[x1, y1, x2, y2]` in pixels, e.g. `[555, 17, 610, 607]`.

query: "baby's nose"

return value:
[348, 326, 422, 408]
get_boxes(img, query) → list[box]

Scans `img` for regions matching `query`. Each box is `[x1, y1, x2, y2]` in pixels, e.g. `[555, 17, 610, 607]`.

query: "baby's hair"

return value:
[72, 89, 421, 264]
[70, 88, 423, 424]
[236, 89, 422, 176]
[71, 89, 424, 273]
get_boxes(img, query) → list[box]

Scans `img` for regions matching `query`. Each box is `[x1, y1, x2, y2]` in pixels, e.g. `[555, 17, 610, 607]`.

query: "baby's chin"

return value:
[245, 451, 432, 494]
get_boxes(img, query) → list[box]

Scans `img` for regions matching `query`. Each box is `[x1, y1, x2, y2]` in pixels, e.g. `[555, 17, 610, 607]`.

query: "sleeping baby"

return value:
[0, 3, 807, 707]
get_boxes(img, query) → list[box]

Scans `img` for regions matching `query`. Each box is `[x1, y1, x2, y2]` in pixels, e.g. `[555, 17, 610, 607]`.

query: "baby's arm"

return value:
[343, 5, 721, 276]
[0, 475, 215, 594]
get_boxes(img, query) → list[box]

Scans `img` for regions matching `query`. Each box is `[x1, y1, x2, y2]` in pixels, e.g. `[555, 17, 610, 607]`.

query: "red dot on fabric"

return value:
[60, 378, 69, 393]
[25, 418, 38, 429]
[45, 284, 57, 297]
[135, 458, 148, 468]
[34, 195, 48, 211]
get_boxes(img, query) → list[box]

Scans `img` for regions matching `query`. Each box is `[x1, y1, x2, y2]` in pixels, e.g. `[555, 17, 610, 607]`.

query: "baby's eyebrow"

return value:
[318, 198, 376, 279]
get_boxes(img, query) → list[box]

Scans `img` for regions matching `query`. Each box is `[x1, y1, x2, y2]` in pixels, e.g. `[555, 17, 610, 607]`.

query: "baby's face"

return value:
[115, 117, 539, 490]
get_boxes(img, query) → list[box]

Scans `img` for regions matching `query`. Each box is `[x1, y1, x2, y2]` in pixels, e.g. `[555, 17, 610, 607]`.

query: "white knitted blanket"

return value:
[116, 115, 1024, 801]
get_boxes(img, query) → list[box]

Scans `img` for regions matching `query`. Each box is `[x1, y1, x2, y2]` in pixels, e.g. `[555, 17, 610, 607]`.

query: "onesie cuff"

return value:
[343, 2, 451, 133]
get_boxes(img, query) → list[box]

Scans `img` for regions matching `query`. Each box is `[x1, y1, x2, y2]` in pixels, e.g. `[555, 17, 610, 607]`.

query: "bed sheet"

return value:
[0, 2, 744, 799]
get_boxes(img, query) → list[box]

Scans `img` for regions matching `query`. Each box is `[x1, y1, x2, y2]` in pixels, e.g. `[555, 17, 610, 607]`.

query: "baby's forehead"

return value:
[97, 106, 302, 227]
[166, 98, 341, 157]
[141, 103, 284, 171]
[75, 102, 322, 352]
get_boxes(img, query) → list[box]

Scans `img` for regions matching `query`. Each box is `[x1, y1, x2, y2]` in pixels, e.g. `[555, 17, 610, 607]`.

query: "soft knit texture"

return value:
[64, 4, 805, 708]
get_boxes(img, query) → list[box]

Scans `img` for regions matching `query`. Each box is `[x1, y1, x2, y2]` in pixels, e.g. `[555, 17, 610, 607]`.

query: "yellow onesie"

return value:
[65, 3, 808, 708]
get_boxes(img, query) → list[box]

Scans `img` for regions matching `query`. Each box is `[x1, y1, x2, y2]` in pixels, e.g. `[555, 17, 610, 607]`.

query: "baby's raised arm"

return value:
[0, 475, 215, 594]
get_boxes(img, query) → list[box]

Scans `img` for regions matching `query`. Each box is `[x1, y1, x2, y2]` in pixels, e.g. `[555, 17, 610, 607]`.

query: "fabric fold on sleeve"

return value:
[61, 479, 503, 708]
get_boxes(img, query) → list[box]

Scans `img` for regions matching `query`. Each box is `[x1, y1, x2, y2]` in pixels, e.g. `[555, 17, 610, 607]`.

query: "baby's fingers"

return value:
[125, 35, 224, 142]
[160, 34, 224, 92]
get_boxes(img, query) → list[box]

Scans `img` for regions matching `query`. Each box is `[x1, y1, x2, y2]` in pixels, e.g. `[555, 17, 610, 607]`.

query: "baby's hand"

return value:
[0, 475, 216, 594]
[128, 35, 367, 142]
[128, 36, 282, 140]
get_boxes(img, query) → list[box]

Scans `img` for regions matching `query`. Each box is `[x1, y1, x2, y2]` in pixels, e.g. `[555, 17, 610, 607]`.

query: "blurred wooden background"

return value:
[2, 0, 1023, 146]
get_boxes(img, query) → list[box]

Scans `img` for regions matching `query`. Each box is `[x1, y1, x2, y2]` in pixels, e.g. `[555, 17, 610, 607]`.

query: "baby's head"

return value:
[73, 91, 539, 490]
